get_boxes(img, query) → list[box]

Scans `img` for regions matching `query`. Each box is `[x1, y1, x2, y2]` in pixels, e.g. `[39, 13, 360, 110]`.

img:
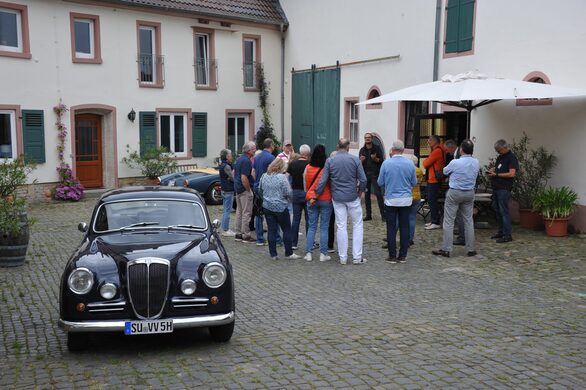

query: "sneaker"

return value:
[311, 242, 320, 251]
[234, 234, 243, 241]
[292, 246, 298, 250]
[319, 253, 331, 262]
[256, 241, 266, 246]
[327, 248, 336, 253]
[271, 256, 279, 261]
[425, 222, 432, 227]
[352, 258, 367, 265]
[298, 232, 303, 236]
[385, 257, 398, 264]
[396, 257, 406, 263]
[287, 253, 301, 260]
[363, 216, 372, 221]
[424, 223, 441, 230]
[304, 253, 312, 262]
[221, 229, 236, 237]
[496, 236, 512, 243]
[242, 236, 256, 243]
[339, 259, 347, 265]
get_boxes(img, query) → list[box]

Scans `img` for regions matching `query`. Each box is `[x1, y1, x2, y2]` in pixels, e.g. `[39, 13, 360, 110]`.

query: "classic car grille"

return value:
[127, 258, 170, 319]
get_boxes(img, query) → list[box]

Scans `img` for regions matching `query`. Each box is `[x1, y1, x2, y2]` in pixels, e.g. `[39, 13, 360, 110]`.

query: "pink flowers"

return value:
[54, 102, 84, 201]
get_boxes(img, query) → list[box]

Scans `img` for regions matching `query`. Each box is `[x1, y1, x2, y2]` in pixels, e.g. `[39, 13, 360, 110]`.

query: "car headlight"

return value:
[202, 262, 227, 288]
[181, 279, 196, 295]
[68, 268, 94, 295]
[99, 283, 117, 299]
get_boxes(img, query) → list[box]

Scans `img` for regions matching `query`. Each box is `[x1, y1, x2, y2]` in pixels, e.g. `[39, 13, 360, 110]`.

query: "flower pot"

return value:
[543, 217, 569, 237]
[0, 212, 30, 267]
[519, 209, 543, 229]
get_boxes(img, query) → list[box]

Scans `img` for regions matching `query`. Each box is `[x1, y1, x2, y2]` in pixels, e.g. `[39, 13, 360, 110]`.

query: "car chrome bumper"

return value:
[58, 311, 234, 333]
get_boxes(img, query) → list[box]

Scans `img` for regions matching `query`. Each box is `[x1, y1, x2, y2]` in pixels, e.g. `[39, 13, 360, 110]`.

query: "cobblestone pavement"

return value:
[1, 195, 585, 389]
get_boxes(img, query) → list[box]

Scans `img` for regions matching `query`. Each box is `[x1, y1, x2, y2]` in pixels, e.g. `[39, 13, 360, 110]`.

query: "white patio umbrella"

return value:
[358, 71, 586, 134]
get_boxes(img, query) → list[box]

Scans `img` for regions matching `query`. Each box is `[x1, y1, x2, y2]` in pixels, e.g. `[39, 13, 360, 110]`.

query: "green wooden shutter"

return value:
[139, 111, 156, 157]
[445, 0, 461, 53]
[458, 0, 475, 52]
[22, 109, 46, 163]
[192, 112, 207, 157]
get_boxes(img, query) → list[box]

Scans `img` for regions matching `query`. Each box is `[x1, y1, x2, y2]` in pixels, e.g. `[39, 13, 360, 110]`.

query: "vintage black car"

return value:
[58, 187, 235, 351]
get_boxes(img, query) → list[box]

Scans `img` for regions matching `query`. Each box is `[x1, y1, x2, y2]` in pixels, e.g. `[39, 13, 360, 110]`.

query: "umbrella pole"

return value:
[466, 108, 471, 138]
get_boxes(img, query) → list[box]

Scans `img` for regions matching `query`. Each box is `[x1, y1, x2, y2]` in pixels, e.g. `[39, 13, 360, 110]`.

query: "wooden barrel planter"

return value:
[0, 212, 30, 267]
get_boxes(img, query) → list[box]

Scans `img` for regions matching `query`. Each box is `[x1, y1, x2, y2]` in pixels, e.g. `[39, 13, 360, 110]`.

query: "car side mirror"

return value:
[78, 222, 88, 233]
[211, 219, 221, 230]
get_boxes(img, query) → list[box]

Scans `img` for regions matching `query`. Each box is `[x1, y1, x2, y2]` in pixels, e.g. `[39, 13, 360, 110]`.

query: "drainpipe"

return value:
[280, 23, 286, 142]
[432, 0, 442, 113]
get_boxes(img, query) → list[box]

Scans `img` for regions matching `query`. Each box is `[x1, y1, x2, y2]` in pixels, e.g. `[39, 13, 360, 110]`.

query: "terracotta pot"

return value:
[44, 188, 53, 199]
[543, 217, 570, 237]
[519, 209, 543, 229]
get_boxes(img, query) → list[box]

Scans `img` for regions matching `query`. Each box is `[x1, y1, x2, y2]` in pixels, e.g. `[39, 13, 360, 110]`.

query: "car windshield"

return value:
[93, 199, 207, 232]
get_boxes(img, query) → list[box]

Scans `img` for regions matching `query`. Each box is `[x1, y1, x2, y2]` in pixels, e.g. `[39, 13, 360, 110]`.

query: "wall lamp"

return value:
[127, 108, 136, 122]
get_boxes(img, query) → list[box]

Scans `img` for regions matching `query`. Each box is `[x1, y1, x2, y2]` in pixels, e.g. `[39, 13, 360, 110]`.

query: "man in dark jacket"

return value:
[359, 133, 385, 221]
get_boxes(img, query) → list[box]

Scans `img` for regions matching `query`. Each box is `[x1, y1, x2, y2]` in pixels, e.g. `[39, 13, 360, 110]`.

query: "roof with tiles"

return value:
[100, 0, 288, 27]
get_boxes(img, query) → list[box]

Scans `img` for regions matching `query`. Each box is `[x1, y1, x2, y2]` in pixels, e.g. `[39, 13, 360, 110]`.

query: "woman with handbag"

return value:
[259, 158, 300, 260]
[303, 144, 333, 262]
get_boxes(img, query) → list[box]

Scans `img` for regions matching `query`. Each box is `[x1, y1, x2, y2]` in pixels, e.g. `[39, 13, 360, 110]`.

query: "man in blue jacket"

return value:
[378, 140, 417, 263]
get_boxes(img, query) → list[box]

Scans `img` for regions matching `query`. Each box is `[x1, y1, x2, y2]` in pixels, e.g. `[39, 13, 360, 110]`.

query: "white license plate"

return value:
[124, 320, 173, 335]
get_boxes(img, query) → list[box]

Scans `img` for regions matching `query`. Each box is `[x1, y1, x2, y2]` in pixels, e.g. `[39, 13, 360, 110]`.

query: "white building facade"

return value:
[0, 0, 287, 189]
[281, 0, 586, 231]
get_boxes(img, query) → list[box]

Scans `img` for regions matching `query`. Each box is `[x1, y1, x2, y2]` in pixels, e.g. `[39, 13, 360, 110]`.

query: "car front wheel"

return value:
[67, 332, 89, 352]
[209, 321, 234, 342]
[205, 183, 223, 205]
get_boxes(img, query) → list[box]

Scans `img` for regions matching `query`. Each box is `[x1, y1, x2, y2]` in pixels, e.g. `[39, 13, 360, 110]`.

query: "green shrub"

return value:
[533, 186, 578, 220]
[122, 146, 178, 179]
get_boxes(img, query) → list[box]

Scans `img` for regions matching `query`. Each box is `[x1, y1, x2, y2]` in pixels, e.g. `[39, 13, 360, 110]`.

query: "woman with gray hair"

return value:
[218, 149, 235, 236]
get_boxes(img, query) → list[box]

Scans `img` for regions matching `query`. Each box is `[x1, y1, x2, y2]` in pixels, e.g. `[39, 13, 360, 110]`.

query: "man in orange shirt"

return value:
[423, 135, 445, 230]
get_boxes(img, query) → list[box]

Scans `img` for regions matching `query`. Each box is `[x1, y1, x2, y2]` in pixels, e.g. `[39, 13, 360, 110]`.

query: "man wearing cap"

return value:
[277, 140, 294, 164]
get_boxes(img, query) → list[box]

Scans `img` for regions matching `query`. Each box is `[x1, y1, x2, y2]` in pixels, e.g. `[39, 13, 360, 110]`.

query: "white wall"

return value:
[1, 0, 283, 183]
[281, 0, 436, 153]
[437, 0, 586, 203]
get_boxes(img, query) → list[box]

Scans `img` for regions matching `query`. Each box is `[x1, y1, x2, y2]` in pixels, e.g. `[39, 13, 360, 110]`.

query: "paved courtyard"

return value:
[1, 194, 585, 389]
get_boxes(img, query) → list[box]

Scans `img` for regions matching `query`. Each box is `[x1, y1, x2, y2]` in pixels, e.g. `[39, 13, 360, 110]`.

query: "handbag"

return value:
[306, 166, 324, 201]
[253, 182, 264, 216]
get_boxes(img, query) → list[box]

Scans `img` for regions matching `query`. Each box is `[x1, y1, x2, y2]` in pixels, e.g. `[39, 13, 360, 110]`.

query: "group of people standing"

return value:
[216, 133, 518, 264]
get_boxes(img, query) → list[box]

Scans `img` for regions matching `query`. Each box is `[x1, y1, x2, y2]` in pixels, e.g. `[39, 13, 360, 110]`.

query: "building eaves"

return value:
[98, 0, 289, 27]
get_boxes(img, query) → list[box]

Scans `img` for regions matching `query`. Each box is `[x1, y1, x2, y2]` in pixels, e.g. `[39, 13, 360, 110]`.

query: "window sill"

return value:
[139, 83, 164, 89]
[443, 48, 474, 58]
[244, 87, 260, 92]
[195, 85, 218, 91]
[0, 50, 31, 59]
[73, 57, 103, 64]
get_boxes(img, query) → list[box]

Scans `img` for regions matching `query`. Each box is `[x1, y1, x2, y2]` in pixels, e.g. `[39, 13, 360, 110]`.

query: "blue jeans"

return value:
[385, 205, 410, 258]
[493, 189, 512, 238]
[264, 208, 293, 257]
[409, 199, 420, 241]
[395, 200, 420, 242]
[221, 191, 234, 231]
[291, 189, 307, 247]
[305, 200, 332, 255]
[427, 183, 441, 225]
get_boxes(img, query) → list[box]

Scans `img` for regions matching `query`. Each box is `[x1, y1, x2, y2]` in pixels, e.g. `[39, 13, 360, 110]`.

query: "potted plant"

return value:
[533, 186, 578, 237]
[122, 145, 178, 185]
[509, 133, 557, 229]
[0, 157, 35, 267]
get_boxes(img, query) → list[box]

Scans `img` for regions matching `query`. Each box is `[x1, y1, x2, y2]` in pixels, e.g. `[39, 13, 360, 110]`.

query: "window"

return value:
[227, 114, 248, 155]
[70, 13, 101, 63]
[242, 35, 261, 90]
[0, 110, 17, 159]
[517, 72, 553, 106]
[137, 21, 163, 87]
[194, 28, 216, 89]
[159, 113, 187, 157]
[404, 101, 429, 149]
[366, 86, 382, 109]
[344, 98, 360, 146]
[0, 3, 30, 58]
[444, 0, 475, 55]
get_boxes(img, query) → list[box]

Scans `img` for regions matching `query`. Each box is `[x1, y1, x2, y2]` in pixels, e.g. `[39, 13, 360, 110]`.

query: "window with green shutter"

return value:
[445, 0, 475, 54]
[22, 109, 45, 163]
[192, 112, 207, 157]
[139, 111, 156, 157]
